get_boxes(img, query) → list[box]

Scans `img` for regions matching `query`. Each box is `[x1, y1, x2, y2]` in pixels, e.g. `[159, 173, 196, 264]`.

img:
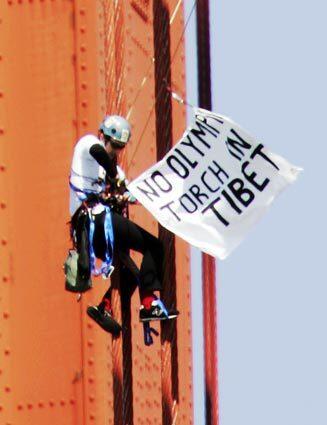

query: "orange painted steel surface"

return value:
[0, 1, 193, 424]
[0, 1, 84, 424]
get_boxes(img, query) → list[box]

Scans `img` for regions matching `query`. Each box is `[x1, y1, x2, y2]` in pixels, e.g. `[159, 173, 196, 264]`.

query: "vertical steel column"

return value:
[101, 3, 139, 424]
[196, 0, 219, 424]
[152, 2, 179, 423]
[123, 1, 193, 423]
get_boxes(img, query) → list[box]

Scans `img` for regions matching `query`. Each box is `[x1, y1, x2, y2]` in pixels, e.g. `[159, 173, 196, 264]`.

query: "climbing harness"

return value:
[88, 205, 115, 278]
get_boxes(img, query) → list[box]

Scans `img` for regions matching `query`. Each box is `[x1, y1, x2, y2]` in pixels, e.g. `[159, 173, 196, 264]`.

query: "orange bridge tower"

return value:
[0, 1, 200, 424]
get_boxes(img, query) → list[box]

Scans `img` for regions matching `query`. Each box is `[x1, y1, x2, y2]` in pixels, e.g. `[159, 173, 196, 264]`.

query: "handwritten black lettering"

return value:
[242, 161, 269, 191]
[166, 154, 190, 179]
[250, 144, 280, 170]
[201, 197, 230, 227]
[151, 170, 173, 193]
[175, 148, 198, 169]
[225, 128, 252, 161]
[160, 201, 181, 222]
[137, 179, 160, 202]
[189, 184, 210, 205]
[179, 193, 198, 213]
[228, 178, 255, 207]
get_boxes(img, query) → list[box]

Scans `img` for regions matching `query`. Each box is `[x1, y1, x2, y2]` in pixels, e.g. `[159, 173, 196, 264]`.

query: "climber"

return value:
[69, 115, 178, 335]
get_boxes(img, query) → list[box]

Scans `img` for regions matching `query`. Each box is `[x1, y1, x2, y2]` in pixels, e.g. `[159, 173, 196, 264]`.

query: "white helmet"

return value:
[99, 115, 131, 147]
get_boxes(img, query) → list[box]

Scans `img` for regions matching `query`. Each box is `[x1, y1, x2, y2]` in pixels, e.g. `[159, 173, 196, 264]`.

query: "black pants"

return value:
[93, 211, 163, 291]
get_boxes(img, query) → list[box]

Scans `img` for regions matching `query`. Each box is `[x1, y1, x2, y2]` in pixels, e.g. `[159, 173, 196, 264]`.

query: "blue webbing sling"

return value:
[70, 180, 114, 278]
[88, 205, 114, 277]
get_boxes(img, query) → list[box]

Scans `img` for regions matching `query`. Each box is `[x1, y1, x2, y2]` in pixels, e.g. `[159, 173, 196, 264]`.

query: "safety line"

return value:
[127, 0, 198, 169]
[126, 57, 155, 121]
[126, 0, 187, 121]
[171, 0, 198, 67]
[126, 0, 196, 121]
[169, 88, 195, 108]
[170, 0, 183, 24]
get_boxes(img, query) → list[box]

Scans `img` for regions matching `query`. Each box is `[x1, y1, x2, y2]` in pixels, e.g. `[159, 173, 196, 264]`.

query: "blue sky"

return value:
[186, 1, 327, 424]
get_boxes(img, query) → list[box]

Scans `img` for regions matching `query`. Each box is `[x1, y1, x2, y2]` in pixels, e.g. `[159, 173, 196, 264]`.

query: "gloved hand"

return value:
[123, 191, 137, 204]
[116, 166, 128, 188]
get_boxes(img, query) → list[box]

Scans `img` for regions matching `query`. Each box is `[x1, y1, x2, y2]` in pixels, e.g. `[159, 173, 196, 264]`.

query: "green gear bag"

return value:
[64, 249, 92, 293]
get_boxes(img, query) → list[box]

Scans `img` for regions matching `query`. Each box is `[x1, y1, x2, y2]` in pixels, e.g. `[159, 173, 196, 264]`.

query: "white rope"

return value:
[126, 1, 196, 121]
[170, 0, 183, 24]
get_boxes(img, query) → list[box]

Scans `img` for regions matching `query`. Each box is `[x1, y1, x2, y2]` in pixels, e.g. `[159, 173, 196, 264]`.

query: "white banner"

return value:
[128, 108, 301, 259]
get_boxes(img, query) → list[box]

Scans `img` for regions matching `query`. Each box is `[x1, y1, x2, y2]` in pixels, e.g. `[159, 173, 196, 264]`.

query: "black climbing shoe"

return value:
[139, 299, 179, 322]
[87, 305, 122, 336]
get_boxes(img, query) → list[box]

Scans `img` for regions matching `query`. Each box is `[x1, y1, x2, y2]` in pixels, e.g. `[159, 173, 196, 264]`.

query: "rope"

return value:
[170, 0, 183, 24]
[126, 0, 198, 169]
[126, 0, 190, 121]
